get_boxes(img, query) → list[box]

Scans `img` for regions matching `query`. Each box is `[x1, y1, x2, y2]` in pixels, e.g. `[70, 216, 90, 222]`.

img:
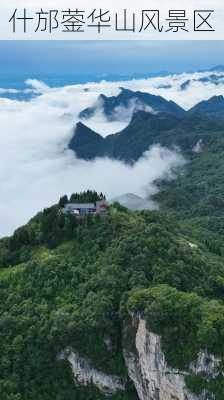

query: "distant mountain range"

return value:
[110, 193, 157, 210]
[209, 65, 224, 72]
[69, 89, 224, 163]
[180, 75, 224, 91]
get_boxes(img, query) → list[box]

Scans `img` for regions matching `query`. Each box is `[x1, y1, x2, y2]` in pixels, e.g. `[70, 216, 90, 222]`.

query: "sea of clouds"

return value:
[1, 69, 224, 237]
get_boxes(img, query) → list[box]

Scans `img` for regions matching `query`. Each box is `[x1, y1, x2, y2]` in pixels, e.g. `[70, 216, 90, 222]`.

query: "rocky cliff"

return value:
[122, 316, 221, 400]
[58, 349, 126, 395]
[60, 315, 221, 399]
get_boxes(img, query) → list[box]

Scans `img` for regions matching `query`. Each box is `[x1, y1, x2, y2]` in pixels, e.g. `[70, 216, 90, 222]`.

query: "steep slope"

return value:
[154, 131, 224, 256]
[79, 88, 186, 121]
[70, 110, 223, 163]
[189, 96, 224, 120]
[69, 122, 105, 160]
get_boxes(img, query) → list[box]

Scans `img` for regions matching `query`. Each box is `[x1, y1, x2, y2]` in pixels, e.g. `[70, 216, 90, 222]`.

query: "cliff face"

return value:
[122, 317, 220, 400]
[58, 350, 126, 395]
[59, 316, 221, 399]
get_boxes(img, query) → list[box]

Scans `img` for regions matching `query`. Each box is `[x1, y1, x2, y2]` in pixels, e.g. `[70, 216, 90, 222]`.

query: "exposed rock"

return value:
[188, 242, 198, 249]
[190, 351, 221, 379]
[123, 317, 220, 400]
[58, 317, 221, 399]
[192, 139, 203, 153]
[58, 349, 125, 395]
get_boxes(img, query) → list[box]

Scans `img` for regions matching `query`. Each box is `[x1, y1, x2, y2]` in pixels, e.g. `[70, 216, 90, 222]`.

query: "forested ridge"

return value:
[2, 89, 224, 399]
[1, 186, 224, 399]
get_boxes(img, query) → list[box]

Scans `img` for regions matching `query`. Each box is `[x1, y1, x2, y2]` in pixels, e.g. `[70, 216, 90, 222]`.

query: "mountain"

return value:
[70, 109, 223, 163]
[110, 193, 157, 210]
[1, 190, 224, 399]
[71, 111, 180, 162]
[79, 88, 186, 121]
[69, 122, 105, 160]
[210, 65, 224, 72]
[189, 95, 224, 120]
[180, 75, 224, 91]
[180, 79, 191, 91]
[154, 127, 224, 250]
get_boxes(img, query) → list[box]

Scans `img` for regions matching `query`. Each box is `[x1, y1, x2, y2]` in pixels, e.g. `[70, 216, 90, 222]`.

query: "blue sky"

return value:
[0, 41, 224, 86]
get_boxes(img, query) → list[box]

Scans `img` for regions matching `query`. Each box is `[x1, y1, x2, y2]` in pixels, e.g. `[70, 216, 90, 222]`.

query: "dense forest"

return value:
[1, 186, 224, 399]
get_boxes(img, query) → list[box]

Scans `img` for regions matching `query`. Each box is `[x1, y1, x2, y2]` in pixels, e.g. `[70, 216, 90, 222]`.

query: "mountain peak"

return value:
[189, 95, 224, 117]
[74, 121, 102, 137]
[69, 122, 104, 160]
[119, 87, 133, 94]
[76, 121, 89, 129]
[209, 95, 224, 102]
[79, 89, 185, 122]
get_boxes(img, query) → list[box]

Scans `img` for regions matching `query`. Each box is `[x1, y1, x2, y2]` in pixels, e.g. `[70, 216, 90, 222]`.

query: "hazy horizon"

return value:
[1, 41, 224, 88]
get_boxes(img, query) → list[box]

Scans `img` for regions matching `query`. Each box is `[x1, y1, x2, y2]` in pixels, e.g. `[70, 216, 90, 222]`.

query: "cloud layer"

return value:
[1, 68, 224, 237]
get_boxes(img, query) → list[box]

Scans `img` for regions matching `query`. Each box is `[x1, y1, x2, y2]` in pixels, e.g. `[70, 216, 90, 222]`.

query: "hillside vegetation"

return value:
[2, 89, 224, 399]
[1, 192, 224, 399]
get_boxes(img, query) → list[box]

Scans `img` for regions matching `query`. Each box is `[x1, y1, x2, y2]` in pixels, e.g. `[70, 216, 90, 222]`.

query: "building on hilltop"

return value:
[62, 201, 108, 216]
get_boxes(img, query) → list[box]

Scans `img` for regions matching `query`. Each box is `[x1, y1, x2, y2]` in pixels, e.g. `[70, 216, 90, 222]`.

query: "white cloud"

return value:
[0, 68, 223, 237]
[25, 79, 51, 94]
